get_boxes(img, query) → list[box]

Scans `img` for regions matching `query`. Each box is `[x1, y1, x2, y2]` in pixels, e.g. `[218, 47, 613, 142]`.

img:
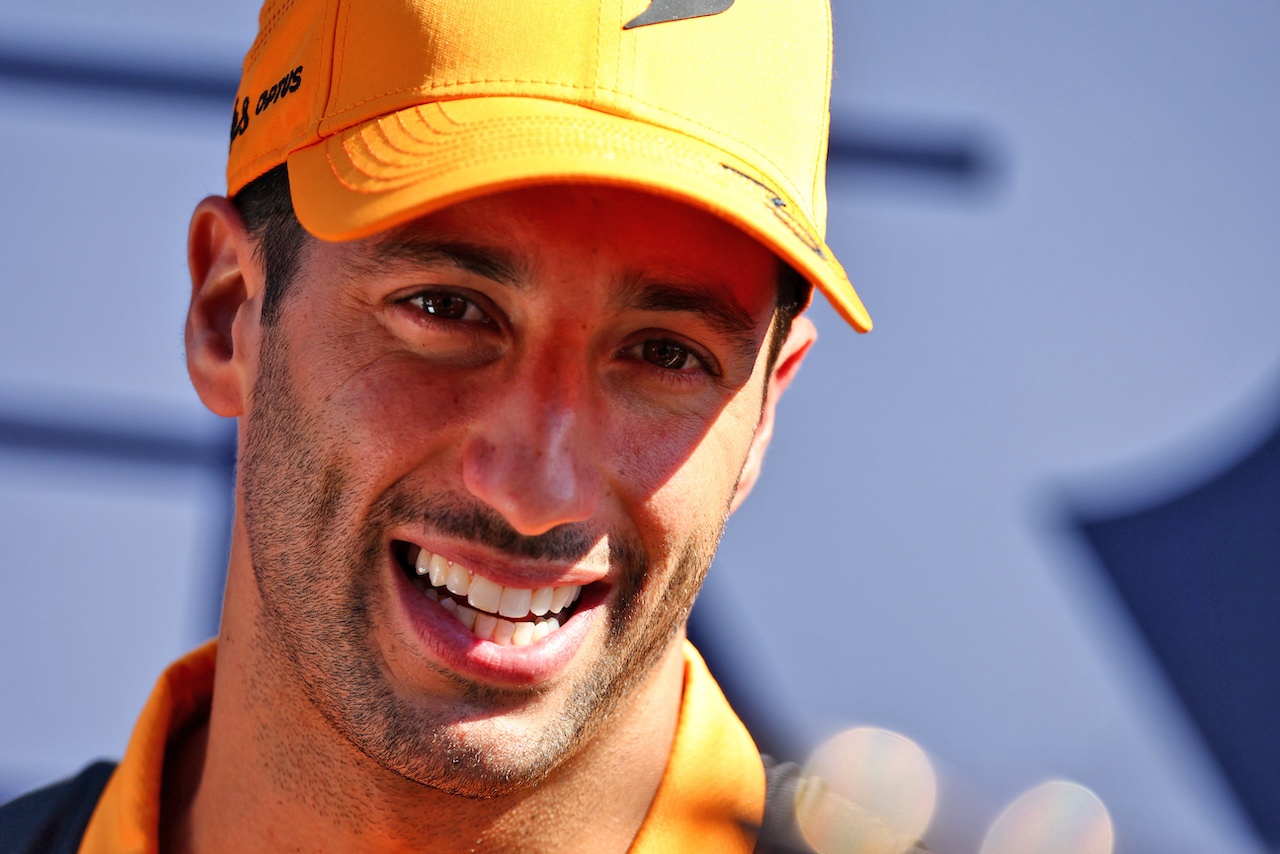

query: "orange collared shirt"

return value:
[79, 640, 765, 853]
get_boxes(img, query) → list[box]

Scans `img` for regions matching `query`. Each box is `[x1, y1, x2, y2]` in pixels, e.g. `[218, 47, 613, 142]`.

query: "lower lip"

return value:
[387, 553, 601, 685]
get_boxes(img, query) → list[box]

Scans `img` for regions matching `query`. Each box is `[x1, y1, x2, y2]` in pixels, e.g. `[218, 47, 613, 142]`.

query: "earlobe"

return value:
[729, 315, 817, 513]
[186, 196, 263, 417]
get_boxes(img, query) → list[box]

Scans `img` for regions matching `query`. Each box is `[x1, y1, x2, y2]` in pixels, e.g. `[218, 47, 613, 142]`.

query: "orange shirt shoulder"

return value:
[78, 641, 764, 854]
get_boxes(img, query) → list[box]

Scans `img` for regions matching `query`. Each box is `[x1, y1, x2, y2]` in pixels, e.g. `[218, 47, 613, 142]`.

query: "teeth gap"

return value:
[397, 541, 583, 644]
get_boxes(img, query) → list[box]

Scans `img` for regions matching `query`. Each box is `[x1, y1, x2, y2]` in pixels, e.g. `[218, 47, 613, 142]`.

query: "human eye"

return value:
[406, 290, 490, 323]
[622, 334, 719, 381]
[641, 339, 695, 370]
[388, 286, 506, 366]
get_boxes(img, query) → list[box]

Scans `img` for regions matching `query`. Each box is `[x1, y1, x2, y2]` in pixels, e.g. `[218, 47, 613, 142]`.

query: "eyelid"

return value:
[624, 331, 721, 379]
[408, 292, 483, 321]
[398, 285, 503, 329]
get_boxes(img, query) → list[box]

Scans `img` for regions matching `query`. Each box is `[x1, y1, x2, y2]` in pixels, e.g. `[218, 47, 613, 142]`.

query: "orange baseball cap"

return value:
[227, 0, 871, 332]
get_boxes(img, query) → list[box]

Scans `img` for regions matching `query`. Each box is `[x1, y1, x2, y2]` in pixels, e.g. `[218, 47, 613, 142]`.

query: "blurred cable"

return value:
[0, 42, 991, 180]
[0, 42, 236, 105]
[827, 125, 993, 182]
[0, 412, 234, 471]
[0, 406, 236, 642]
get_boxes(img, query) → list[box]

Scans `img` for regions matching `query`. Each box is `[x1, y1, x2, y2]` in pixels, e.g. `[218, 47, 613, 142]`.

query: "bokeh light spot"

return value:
[795, 726, 938, 854]
[979, 780, 1113, 854]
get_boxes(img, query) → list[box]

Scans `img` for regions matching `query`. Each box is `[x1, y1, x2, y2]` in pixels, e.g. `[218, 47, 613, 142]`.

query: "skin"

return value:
[173, 184, 816, 854]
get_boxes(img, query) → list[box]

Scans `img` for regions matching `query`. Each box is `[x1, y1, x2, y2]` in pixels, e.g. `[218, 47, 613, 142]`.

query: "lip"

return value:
[393, 533, 607, 589]
[386, 543, 605, 685]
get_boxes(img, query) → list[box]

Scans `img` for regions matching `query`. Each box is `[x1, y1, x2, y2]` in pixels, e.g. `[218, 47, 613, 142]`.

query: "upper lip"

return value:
[391, 532, 609, 589]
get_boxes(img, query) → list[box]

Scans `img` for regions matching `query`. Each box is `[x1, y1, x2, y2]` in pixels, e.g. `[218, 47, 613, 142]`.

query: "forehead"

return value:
[328, 185, 782, 320]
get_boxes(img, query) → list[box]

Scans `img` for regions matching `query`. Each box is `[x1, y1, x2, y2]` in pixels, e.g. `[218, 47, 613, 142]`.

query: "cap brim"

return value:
[287, 97, 871, 332]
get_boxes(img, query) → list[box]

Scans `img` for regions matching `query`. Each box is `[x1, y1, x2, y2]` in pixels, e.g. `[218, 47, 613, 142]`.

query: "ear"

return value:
[186, 196, 264, 417]
[729, 314, 817, 513]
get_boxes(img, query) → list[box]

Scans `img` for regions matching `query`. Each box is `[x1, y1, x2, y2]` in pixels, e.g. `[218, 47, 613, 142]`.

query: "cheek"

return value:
[308, 355, 490, 489]
[609, 392, 762, 533]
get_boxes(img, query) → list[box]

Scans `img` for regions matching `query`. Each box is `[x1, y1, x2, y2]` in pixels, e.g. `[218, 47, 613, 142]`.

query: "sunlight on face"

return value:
[235, 185, 787, 797]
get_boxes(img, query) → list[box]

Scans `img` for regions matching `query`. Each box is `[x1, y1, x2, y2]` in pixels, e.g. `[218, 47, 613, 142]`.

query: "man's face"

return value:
[235, 185, 787, 796]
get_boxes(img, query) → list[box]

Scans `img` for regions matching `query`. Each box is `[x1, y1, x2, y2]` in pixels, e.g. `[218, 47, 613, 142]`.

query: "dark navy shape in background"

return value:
[1076, 400, 1280, 846]
[0, 42, 991, 184]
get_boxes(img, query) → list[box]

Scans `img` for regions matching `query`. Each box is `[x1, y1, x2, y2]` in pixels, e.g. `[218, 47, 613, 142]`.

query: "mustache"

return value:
[377, 490, 603, 564]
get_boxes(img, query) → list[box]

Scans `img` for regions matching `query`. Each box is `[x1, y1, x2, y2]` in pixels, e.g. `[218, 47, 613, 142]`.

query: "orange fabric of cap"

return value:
[227, 0, 871, 331]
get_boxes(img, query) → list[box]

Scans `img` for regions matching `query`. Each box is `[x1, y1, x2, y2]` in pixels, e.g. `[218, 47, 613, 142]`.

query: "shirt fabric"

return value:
[78, 640, 766, 854]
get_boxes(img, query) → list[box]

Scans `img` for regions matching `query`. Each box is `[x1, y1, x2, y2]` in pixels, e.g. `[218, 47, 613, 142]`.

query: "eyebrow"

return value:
[613, 271, 761, 346]
[352, 233, 528, 288]
[348, 235, 766, 356]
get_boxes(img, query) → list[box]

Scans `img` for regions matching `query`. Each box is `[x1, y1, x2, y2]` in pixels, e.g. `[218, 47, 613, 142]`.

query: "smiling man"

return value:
[0, 1, 871, 852]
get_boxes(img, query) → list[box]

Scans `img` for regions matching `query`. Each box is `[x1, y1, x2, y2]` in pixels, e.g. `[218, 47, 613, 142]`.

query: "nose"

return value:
[461, 354, 603, 536]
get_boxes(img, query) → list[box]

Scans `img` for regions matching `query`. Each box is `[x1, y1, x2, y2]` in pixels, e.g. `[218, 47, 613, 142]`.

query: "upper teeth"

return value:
[413, 547, 581, 646]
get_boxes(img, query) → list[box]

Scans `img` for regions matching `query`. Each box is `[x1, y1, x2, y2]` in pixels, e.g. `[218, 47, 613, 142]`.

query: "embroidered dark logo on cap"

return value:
[255, 66, 303, 116]
[229, 66, 304, 148]
[229, 96, 250, 145]
[624, 0, 734, 29]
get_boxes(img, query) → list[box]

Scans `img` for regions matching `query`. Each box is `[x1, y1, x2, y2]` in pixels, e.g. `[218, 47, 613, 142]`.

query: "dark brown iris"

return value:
[643, 340, 689, 370]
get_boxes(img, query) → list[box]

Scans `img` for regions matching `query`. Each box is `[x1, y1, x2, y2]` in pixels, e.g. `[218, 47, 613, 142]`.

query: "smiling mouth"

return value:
[394, 542, 583, 647]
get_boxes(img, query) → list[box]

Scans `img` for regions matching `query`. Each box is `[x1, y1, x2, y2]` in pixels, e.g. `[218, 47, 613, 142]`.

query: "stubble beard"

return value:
[238, 325, 726, 799]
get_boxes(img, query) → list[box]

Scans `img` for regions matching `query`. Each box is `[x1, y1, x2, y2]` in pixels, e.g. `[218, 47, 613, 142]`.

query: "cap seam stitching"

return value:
[628, 2, 637, 113]
[329, 78, 606, 110]
[342, 111, 721, 173]
[328, 0, 351, 132]
[612, 0, 623, 101]
[328, 123, 719, 190]
[319, 83, 806, 210]
[335, 109, 812, 230]
[813, 0, 833, 221]
[595, 0, 605, 97]
[245, 0, 302, 68]
[430, 103, 465, 129]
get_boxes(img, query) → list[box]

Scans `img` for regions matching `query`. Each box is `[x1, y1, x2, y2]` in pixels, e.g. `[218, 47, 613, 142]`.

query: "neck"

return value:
[162, 537, 686, 854]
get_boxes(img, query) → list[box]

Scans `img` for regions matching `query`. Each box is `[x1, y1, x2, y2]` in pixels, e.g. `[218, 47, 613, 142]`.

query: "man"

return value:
[1, 0, 871, 851]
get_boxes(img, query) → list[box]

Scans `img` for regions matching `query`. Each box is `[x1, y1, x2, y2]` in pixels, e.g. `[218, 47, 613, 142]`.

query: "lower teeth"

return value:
[400, 544, 575, 646]
[421, 584, 564, 645]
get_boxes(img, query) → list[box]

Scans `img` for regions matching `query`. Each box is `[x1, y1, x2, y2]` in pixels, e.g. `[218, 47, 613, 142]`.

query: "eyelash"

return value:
[396, 291, 718, 382]
[624, 336, 719, 382]
[403, 290, 495, 327]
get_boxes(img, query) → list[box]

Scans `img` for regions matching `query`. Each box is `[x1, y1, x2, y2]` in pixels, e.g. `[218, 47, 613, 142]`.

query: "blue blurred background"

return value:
[2, 2, 1278, 852]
